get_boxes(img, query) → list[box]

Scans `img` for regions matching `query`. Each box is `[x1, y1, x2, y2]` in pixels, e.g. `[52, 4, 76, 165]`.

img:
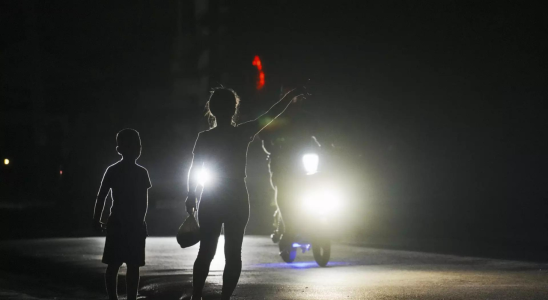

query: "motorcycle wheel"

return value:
[312, 239, 331, 267]
[279, 242, 297, 263]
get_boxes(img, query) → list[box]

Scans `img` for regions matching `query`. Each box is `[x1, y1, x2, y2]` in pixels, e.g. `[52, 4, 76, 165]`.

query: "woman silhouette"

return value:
[185, 87, 305, 300]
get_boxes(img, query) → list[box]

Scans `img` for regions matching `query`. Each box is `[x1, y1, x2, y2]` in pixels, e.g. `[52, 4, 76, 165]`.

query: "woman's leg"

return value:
[221, 198, 249, 299]
[193, 203, 223, 298]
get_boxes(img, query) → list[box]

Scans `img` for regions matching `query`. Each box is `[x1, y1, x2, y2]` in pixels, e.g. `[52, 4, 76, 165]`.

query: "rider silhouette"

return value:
[258, 99, 322, 252]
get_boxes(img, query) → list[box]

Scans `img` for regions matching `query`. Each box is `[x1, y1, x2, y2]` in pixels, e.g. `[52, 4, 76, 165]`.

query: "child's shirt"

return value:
[100, 160, 151, 230]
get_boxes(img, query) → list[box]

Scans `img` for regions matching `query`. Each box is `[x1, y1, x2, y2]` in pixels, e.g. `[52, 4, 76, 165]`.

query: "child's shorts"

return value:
[102, 222, 147, 267]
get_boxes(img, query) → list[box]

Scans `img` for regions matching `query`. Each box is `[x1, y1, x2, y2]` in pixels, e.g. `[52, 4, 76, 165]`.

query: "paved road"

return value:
[1, 236, 548, 299]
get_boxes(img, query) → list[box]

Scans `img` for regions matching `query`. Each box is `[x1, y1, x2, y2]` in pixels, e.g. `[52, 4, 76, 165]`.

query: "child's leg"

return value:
[126, 264, 140, 300]
[106, 263, 122, 300]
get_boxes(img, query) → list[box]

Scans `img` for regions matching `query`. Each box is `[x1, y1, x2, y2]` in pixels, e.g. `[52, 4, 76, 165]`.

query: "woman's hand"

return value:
[92, 219, 106, 233]
[185, 194, 197, 214]
[285, 86, 308, 103]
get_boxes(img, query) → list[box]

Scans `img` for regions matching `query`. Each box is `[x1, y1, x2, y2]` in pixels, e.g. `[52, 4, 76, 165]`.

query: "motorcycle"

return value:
[271, 152, 343, 267]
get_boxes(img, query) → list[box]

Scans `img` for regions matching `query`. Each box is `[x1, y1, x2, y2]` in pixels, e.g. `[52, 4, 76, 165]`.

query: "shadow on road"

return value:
[0, 249, 217, 300]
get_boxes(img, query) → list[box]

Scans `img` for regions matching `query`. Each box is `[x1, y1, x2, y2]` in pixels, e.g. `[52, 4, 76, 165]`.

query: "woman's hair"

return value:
[205, 87, 240, 128]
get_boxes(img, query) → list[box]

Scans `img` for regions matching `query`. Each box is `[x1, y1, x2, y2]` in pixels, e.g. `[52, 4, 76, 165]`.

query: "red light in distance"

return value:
[252, 55, 265, 90]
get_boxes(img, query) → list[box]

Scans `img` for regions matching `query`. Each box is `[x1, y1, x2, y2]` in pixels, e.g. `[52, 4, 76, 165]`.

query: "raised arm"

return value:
[239, 87, 305, 137]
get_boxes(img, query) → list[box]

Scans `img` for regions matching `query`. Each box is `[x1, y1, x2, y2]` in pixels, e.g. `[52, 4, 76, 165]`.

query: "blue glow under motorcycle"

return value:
[271, 153, 343, 267]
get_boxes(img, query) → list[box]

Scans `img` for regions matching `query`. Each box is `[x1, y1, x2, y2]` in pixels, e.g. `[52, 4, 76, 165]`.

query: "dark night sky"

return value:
[1, 1, 547, 240]
[231, 1, 547, 211]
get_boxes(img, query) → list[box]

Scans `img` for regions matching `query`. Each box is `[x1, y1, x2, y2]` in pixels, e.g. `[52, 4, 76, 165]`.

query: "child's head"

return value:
[116, 128, 142, 160]
[205, 87, 240, 128]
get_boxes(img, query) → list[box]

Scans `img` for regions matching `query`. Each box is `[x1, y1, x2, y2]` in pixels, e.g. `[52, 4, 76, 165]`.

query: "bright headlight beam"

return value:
[302, 188, 343, 214]
[303, 196, 315, 211]
[197, 168, 211, 186]
[302, 154, 319, 175]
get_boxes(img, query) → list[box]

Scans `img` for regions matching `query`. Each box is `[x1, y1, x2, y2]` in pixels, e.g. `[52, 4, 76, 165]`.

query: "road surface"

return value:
[1, 236, 548, 299]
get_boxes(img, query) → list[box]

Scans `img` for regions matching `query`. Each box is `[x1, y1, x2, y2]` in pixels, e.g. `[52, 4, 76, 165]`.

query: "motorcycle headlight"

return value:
[323, 190, 342, 211]
[302, 154, 319, 175]
[302, 188, 342, 215]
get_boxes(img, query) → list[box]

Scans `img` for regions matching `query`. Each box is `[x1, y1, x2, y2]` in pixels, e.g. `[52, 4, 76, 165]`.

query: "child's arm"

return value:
[140, 169, 152, 222]
[93, 168, 111, 231]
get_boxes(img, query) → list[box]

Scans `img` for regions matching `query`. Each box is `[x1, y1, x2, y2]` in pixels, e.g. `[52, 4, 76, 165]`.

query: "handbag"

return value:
[176, 212, 200, 248]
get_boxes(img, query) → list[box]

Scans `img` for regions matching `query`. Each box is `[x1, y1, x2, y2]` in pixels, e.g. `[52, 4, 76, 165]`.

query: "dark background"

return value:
[1, 1, 547, 250]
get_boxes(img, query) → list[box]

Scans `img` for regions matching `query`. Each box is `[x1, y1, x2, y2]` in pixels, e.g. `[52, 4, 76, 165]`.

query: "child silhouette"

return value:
[93, 128, 151, 300]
